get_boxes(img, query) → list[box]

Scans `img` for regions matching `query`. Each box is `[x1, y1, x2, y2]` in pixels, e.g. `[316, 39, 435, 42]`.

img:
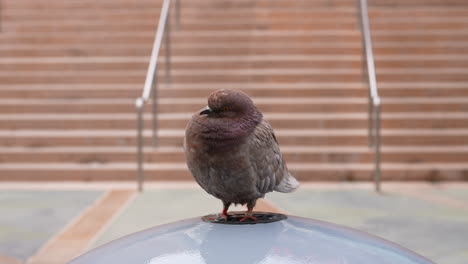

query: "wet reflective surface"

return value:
[69, 215, 435, 264]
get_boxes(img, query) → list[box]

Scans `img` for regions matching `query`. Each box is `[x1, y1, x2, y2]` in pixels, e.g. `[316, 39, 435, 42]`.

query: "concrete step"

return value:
[3, 6, 468, 20]
[5, 21, 468, 34]
[0, 59, 357, 71]
[1, 12, 356, 26]
[371, 0, 468, 7]
[0, 83, 369, 99]
[0, 54, 464, 62]
[0, 81, 457, 97]
[0, 8, 357, 19]
[3, 14, 468, 25]
[1, 69, 368, 84]
[1, 129, 467, 147]
[0, 113, 366, 130]
[0, 162, 467, 181]
[2, 27, 468, 37]
[374, 33, 468, 42]
[0, 98, 370, 114]
[3, 54, 468, 71]
[0, 82, 467, 99]
[369, 8, 468, 17]
[5, 45, 468, 57]
[4, 69, 468, 84]
[6, 33, 468, 45]
[0, 47, 367, 58]
[2, 113, 468, 130]
[3, 30, 468, 45]
[4, 21, 363, 33]
[0, 55, 364, 71]
[1, 98, 468, 114]
[1, 146, 468, 164]
[4, 18, 468, 32]
[5, 6, 357, 13]
[0, 32, 360, 45]
[3, 0, 358, 9]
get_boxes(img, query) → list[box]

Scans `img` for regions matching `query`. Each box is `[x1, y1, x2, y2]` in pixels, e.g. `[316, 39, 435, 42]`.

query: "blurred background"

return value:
[0, 0, 467, 263]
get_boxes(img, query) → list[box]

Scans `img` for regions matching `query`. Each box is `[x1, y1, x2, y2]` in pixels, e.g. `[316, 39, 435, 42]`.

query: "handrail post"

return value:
[142, 0, 171, 100]
[136, 98, 145, 192]
[374, 102, 381, 192]
[165, 12, 172, 83]
[136, 0, 172, 192]
[356, 0, 382, 192]
[175, 0, 181, 29]
[152, 81, 158, 147]
[368, 89, 374, 148]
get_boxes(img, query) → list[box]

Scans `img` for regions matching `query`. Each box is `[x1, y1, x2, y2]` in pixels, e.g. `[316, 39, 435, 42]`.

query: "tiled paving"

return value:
[28, 190, 135, 264]
[92, 189, 219, 248]
[268, 188, 468, 264]
[441, 188, 468, 202]
[0, 183, 467, 264]
[0, 190, 103, 263]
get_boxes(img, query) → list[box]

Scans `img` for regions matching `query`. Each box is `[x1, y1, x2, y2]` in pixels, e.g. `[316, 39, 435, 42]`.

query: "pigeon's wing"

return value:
[249, 120, 297, 195]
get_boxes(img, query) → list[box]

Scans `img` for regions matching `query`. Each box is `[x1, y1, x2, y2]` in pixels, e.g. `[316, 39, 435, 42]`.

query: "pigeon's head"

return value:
[192, 89, 262, 146]
[200, 89, 261, 120]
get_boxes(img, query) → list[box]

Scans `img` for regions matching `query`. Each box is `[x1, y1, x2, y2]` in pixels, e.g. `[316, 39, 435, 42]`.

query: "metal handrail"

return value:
[356, 0, 382, 192]
[136, 0, 175, 192]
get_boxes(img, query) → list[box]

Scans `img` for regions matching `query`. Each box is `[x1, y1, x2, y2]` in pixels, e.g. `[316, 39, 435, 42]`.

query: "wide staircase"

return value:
[370, 0, 468, 181]
[0, 0, 467, 182]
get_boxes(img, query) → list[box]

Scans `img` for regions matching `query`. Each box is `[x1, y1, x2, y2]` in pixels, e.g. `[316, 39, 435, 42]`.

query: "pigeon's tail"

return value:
[275, 174, 300, 193]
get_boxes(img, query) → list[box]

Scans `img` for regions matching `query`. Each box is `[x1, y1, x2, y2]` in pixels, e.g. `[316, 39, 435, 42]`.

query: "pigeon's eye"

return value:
[223, 106, 230, 111]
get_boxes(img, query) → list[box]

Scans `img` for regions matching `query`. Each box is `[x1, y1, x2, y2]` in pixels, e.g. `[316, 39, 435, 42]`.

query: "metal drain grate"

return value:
[202, 211, 287, 225]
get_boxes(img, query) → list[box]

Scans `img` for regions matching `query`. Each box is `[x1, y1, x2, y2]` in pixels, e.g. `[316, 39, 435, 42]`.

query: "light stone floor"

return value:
[268, 188, 468, 264]
[0, 182, 467, 264]
[0, 190, 103, 263]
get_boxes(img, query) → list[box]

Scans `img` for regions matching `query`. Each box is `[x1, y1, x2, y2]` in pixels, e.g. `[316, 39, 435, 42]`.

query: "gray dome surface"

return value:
[69, 215, 435, 264]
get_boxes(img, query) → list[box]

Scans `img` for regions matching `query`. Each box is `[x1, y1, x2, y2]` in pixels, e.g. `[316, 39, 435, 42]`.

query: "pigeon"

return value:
[184, 89, 299, 221]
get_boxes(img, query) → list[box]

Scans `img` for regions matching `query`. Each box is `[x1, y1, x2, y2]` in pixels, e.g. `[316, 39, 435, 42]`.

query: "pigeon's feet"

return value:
[239, 213, 257, 222]
[217, 213, 229, 221]
[239, 205, 257, 222]
[206, 204, 231, 221]
[206, 213, 228, 221]
[212, 208, 230, 221]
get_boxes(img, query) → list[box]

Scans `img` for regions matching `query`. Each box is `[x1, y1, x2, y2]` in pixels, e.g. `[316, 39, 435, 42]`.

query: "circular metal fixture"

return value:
[201, 211, 287, 225]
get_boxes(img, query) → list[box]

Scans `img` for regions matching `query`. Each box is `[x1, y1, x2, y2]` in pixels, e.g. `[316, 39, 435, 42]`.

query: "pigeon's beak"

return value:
[199, 106, 213, 115]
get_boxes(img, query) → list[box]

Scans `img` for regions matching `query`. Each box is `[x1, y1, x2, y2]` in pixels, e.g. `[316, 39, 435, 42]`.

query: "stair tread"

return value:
[2, 97, 468, 105]
[1, 145, 468, 153]
[3, 55, 468, 64]
[1, 112, 467, 120]
[5, 68, 468, 76]
[0, 82, 466, 90]
[1, 129, 467, 137]
[1, 162, 468, 170]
